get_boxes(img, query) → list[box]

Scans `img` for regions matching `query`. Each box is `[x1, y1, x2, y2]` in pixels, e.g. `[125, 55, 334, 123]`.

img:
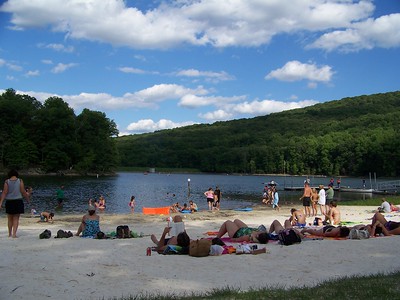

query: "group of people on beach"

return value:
[204, 186, 222, 210]
[261, 181, 280, 211]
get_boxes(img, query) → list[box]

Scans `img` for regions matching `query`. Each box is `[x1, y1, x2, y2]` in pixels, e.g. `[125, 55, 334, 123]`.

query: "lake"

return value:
[1, 172, 389, 215]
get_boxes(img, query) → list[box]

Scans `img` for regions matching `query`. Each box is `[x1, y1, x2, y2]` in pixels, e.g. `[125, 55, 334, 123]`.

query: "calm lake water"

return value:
[0, 172, 390, 215]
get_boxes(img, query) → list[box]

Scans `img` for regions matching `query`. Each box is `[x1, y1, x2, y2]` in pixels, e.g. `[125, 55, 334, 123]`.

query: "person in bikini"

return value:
[369, 212, 400, 235]
[216, 219, 269, 244]
[268, 219, 304, 238]
[289, 208, 307, 227]
[151, 216, 190, 253]
[301, 225, 350, 238]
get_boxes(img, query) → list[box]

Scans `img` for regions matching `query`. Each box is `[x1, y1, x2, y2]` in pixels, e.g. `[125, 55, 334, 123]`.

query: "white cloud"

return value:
[176, 69, 235, 82]
[41, 59, 53, 65]
[179, 94, 245, 108]
[265, 60, 334, 83]
[198, 109, 233, 121]
[308, 13, 400, 52]
[0, 58, 22, 71]
[38, 43, 74, 53]
[25, 70, 40, 77]
[51, 63, 78, 73]
[119, 67, 159, 75]
[126, 119, 196, 133]
[198, 98, 319, 122]
[0, 0, 379, 50]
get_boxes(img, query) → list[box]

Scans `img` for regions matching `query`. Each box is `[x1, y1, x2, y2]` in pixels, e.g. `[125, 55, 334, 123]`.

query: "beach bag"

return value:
[116, 225, 131, 238]
[39, 229, 51, 239]
[55, 229, 73, 238]
[189, 239, 212, 257]
[349, 229, 370, 240]
[278, 229, 301, 246]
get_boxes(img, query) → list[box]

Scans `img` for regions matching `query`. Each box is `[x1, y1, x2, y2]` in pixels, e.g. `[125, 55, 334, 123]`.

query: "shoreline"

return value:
[1, 205, 400, 299]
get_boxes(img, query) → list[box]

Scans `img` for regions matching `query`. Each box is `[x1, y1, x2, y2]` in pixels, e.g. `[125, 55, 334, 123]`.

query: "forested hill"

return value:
[116, 91, 400, 177]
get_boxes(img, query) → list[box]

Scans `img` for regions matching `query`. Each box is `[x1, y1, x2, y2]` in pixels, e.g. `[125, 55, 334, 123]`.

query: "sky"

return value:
[0, 0, 399, 136]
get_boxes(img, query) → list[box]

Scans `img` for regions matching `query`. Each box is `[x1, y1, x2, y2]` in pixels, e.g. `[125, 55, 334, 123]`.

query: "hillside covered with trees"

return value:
[117, 91, 400, 177]
[0, 89, 118, 174]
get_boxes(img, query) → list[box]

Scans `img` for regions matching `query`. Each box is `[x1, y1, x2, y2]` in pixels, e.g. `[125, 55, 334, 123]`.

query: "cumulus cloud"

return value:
[265, 60, 334, 83]
[38, 43, 74, 53]
[198, 109, 233, 121]
[308, 13, 400, 52]
[119, 67, 159, 75]
[126, 119, 196, 133]
[0, 0, 380, 50]
[51, 62, 78, 73]
[176, 69, 235, 82]
[0, 58, 22, 71]
[25, 70, 40, 77]
[179, 94, 245, 108]
[198, 98, 318, 122]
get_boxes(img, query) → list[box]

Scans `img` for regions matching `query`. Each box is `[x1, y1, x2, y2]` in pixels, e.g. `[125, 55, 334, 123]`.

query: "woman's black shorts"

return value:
[5, 199, 25, 214]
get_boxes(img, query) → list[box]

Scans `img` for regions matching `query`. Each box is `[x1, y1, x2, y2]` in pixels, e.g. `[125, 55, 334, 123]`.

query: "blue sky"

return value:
[0, 0, 399, 135]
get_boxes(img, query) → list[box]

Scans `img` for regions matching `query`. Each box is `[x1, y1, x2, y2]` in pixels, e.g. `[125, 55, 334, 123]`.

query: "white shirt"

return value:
[318, 189, 326, 205]
[380, 201, 391, 213]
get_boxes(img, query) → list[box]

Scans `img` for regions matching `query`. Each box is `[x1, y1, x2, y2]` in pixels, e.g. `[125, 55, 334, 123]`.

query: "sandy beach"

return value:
[1, 205, 399, 300]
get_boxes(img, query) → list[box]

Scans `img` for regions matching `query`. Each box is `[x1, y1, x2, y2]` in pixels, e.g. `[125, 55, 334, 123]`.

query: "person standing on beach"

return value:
[0, 169, 31, 238]
[299, 181, 312, 217]
[129, 196, 135, 213]
[214, 186, 222, 210]
[204, 187, 214, 210]
[56, 185, 64, 208]
[326, 185, 334, 204]
[318, 185, 326, 215]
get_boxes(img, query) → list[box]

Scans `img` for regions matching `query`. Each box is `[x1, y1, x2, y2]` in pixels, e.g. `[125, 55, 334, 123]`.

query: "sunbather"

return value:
[289, 208, 306, 227]
[268, 219, 304, 238]
[151, 227, 190, 254]
[370, 212, 400, 235]
[301, 225, 350, 237]
[216, 219, 269, 243]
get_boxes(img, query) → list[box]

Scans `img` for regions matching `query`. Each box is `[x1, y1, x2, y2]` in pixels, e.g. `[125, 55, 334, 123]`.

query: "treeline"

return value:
[0, 89, 118, 173]
[117, 91, 400, 177]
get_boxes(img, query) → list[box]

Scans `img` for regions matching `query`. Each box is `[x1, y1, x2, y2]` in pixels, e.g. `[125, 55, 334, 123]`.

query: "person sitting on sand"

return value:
[151, 216, 190, 254]
[189, 200, 198, 212]
[98, 195, 106, 210]
[75, 205, 101, 238]
[377, 198, 390, 213]
[289, 208, 306, 227]
[370, 212, 400, 235]
[170, 202, 181, 213]
[390, 202, 399, 212]
[324, 200, 341, 225]
[216, 219, 269, 243]
[268, 219, 304, 238]
[180, 203, 189, 212]
[38, 211, 54, 223]
[301, 225, 350, 238]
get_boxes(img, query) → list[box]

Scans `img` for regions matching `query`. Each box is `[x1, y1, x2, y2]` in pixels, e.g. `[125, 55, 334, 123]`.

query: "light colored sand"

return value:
[0, 205, 399, 300]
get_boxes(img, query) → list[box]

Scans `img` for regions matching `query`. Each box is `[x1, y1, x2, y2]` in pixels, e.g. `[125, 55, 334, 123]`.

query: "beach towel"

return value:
[142, 206, 170, 215]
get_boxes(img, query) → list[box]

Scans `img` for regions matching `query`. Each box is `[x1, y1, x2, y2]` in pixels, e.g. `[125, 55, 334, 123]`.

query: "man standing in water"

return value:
[56, 185, 65, 208]
[300, 181, 312, 217]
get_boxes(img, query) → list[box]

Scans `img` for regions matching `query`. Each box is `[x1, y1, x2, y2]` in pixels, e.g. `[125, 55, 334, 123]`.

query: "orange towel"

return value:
[142, 206, 170, 215]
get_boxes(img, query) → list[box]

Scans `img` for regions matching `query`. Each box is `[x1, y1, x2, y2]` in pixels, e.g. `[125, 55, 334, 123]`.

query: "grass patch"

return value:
[112, 271, 400, 300]
[341, 196, 400, 206]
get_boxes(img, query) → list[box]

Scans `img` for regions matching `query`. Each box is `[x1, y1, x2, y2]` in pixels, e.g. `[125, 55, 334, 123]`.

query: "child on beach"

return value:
[38, 211, 54, 223]
[129, 196, 135, 213]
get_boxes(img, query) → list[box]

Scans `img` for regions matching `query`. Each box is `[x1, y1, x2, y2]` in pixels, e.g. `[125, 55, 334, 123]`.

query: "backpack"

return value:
[278, 229, 301, 246]
[116, 225, 131, 238]
[189, 239, 212, 257]
[349, 228, 370, 239]
[39, 229, 51, 239]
